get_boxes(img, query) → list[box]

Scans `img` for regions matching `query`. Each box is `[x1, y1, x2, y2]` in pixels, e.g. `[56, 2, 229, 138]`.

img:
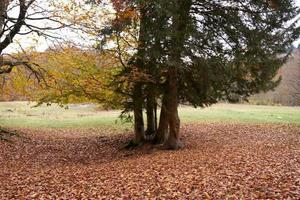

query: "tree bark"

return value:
[163, 68, 182, 149]
[0, 0, 27, 53]
[160, 0, 192, 149]
[145, 84, 156, 137]
[133, 83, 145, 144]
[0, 0, 8, 55]
[0, 0, 8, 33]
[131, 4, 148, 144]
[154, 93, 169, 144]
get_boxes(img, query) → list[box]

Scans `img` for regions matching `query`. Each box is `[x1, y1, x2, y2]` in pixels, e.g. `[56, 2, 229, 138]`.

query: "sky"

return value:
[3, 0, 300, 53]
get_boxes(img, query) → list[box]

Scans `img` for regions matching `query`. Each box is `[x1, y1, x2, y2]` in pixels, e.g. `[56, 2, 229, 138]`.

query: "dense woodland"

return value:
[0, 0, 299, 149]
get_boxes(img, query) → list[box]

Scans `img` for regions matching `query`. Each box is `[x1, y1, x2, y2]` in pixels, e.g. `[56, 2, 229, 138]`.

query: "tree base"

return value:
[163, 139, 184, 150]
[151, 136, 165, 145]
[124, 139, 144, 149]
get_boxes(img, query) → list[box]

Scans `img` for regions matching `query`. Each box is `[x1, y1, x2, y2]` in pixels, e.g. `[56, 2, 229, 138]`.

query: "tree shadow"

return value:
[0, 127, 29, 143]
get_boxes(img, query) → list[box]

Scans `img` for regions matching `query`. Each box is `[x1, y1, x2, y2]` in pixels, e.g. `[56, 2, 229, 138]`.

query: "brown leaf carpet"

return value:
[1, 123, 299, 199]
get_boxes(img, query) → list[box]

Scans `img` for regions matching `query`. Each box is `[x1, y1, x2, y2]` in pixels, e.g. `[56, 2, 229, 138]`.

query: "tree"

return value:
[0, 0, 69, 140]
[35, 46, 125, 109]
[127, 0, 300, 149]
[0, 0, 67, 76]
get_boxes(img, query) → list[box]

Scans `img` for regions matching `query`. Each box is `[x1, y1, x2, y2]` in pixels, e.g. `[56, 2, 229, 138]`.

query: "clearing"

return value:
[0, 102, 300, 199]
[0, 101, 299, 128]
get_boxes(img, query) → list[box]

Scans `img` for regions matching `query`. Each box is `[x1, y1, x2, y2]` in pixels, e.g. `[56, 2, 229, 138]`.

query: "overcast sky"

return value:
[3, 0, 300, 53]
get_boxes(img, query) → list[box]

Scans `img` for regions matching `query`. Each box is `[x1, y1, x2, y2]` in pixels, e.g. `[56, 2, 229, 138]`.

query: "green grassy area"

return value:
[179, 104, 300, 124]
[0, 102, 299, 129]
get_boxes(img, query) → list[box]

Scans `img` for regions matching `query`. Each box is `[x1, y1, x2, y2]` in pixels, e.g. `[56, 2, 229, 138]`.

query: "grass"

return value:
[179, 104, 300, 124]
[0, 101, 299, 129]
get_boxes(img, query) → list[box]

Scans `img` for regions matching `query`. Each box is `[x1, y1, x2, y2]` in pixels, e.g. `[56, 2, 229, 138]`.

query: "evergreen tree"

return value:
[142, 0, 299, 149]
[87, 0, 300, 149]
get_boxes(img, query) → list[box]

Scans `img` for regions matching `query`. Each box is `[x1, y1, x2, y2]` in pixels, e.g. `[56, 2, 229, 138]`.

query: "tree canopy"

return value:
[102, 0, 300, 148]
[83, 0, 298, 149]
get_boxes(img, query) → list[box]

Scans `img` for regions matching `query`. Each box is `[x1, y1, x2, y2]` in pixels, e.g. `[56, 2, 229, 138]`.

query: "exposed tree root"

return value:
[124, 139, 143, 149]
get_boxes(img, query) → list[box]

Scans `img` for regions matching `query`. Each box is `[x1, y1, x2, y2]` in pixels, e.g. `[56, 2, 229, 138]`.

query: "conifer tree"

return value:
[82, 0, 300, 148]
[136, 0, 299, 148]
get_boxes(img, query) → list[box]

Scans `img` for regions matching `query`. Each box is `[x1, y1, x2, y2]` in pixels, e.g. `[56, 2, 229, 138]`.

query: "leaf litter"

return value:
[0, 123, 299, 199]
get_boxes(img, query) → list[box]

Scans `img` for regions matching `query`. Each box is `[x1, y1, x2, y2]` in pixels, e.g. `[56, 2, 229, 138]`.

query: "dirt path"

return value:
[1, 123, 300, 199]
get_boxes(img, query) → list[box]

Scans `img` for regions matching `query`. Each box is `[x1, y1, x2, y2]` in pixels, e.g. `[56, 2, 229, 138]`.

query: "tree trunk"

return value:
[131, 4, 148, 144]
[164, 68, 183, 149]
[0, 0, 7, 32]
[146, 85, 156, 137]
[160, 0, 192, 149]
[133, 83, 144, 144]
[0, 0, 8, 55]
[154, 93, 169, 144]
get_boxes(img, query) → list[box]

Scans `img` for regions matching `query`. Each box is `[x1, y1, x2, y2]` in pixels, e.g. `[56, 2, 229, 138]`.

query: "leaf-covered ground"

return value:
[1, 123, 300, 199]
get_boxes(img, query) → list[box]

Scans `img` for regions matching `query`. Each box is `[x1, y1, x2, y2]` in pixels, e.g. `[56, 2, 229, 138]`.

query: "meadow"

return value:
[0, 101, 299, 129]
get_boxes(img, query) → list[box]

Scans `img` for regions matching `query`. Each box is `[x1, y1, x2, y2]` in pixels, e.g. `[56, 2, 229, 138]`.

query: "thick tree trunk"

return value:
[160, 0, 192, 149]
[146, 85, 156, 136]
[164, 68, 183, 149]
[154, 93, 169, 144]
[133, 83, 145, 144]
[131, 5, 147, 144]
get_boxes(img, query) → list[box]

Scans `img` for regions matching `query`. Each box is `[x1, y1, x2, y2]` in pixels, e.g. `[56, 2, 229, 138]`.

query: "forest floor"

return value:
[1, 123, 300, 199]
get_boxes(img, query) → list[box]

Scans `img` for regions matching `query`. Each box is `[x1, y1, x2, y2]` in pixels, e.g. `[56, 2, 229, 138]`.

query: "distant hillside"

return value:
[251, 48, 300, 106]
